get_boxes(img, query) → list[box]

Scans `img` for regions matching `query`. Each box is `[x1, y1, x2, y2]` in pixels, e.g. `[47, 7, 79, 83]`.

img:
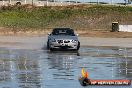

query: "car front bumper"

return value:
[50, 42, 78, 50]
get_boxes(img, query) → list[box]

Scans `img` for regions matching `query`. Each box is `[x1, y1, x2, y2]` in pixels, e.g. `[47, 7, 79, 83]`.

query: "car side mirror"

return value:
[48, 33, 51, 35]
[76, 34, 79, 36]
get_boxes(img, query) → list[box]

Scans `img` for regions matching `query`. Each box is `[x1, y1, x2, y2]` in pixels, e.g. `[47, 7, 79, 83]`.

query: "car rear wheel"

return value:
[16, 2, 21, 6]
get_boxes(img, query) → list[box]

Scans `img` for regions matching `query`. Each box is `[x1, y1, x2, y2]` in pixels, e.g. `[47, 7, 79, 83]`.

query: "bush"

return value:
[0, 5, 132, 31]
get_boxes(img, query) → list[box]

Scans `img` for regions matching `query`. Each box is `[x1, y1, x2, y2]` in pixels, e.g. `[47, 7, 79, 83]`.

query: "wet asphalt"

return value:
[0, 46, 132, 88]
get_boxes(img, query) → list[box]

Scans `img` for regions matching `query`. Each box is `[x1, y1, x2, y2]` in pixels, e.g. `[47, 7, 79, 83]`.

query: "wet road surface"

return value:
[0, 46, 132, 88]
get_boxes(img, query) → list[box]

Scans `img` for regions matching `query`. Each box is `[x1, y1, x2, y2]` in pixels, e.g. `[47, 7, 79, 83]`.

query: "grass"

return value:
[0, 4, 132, 31]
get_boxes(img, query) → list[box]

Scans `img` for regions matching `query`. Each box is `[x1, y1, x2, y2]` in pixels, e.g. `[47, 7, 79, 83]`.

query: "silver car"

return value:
[47, 28, 80, 51]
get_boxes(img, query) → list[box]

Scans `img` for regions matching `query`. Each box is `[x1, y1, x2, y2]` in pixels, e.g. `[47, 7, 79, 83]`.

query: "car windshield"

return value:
[52, 28, 75, 36]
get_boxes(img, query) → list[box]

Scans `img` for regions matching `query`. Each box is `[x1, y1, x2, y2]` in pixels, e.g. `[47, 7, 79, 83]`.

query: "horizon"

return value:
[60, 0, 131, 3]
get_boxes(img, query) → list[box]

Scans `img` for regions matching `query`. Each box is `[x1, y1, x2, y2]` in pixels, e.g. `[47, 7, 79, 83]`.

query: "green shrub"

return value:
[0, 5, 132, 31]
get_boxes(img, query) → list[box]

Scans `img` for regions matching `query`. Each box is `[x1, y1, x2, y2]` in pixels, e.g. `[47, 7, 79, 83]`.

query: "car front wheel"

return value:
[47, 41, 50, 49]
[77, 41, 80, 50]
[50, 48, 55, 51]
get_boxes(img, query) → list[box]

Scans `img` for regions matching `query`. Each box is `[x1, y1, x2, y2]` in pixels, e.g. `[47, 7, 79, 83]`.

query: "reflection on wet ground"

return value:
[0, 46, 132, 88]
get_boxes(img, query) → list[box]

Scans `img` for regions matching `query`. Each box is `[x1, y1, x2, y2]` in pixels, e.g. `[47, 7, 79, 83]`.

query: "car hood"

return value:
[51, 35, 78, 40]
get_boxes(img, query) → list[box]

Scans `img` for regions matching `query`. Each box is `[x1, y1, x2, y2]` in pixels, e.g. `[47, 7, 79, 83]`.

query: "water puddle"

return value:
[0, 46, 132, 88]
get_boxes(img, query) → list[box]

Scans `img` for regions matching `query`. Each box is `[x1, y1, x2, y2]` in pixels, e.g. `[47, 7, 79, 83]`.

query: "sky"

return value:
[61, 0, 126, 3]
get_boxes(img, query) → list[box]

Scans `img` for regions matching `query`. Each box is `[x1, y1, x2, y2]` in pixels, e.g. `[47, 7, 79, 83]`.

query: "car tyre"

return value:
[50, 48, 55, 51]
[77, 41, 80, 50]
[47, 41, 50, 49]
[16, 2, 21, 6]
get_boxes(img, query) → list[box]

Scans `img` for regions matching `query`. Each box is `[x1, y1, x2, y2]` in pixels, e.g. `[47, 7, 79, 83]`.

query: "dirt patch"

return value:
[0, 27, 132, 38]
[76, 31, 132, 38]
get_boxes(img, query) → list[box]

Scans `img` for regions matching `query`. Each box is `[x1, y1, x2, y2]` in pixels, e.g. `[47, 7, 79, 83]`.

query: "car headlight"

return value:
[71, 40, 78, 43]
[51, 39, 56, 42]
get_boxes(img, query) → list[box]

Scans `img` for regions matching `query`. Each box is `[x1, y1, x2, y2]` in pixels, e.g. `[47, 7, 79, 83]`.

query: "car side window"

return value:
[52, 30, 59, 35]
[67, 30, 75, 36]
